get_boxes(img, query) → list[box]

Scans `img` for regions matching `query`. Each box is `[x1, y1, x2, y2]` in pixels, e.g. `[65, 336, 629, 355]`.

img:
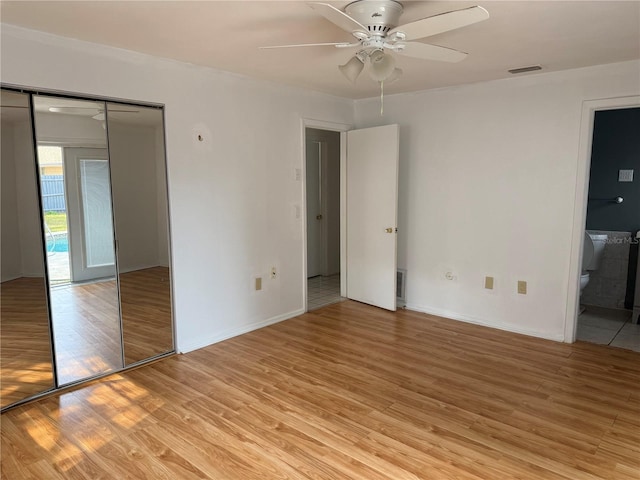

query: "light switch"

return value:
[619, 169, 634, 182]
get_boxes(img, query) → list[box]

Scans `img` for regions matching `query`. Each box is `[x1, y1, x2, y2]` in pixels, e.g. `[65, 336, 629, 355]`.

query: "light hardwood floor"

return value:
[2, 300, 639, 479]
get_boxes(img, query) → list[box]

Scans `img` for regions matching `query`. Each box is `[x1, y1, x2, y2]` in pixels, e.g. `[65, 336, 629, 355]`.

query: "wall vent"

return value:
[508, 65, 542, 74]
[397, 269, 407, 303]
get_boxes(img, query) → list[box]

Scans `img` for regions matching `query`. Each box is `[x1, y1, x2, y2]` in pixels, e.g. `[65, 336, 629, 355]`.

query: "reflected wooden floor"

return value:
[2, 301, 639, 479]
[2, 267, 173, 406]
[51, 278, 123, 385]
[120, 267, 173, 364]
[0, 277, 54, 408]
[52, 266, 173, 383]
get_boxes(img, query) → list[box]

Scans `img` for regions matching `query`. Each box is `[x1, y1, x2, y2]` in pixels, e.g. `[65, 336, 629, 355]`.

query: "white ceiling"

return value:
[1, 1, 639, 99]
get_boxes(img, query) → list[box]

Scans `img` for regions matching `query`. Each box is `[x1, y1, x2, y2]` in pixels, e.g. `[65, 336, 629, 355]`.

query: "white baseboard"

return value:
[118, 263, 164, 274]
[178, 308, 305, 354]
[1, 273, 45, 282]
[404, 303, 565, 342]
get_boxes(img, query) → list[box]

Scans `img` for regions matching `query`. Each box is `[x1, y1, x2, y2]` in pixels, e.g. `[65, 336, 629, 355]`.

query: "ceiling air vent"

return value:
[508, 65, 542, 74]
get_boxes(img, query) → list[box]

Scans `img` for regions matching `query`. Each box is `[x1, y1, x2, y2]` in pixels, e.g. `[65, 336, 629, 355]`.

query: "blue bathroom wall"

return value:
[586, 107, 640, 233]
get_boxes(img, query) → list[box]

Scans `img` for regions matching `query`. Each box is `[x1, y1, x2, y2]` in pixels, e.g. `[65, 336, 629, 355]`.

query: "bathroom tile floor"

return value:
[577, 305, 640, 352]
[307, 274, 345, 311]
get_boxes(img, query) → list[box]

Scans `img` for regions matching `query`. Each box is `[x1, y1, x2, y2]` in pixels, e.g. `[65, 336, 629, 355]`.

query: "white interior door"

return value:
[306, 140, 323, 278]
[346, 124, 399, 311]
[64, 148, 117, 282]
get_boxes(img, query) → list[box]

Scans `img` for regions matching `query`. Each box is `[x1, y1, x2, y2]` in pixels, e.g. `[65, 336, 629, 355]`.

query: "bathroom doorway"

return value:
[573, 104, 640, 351]
[304, 127, 344, 311]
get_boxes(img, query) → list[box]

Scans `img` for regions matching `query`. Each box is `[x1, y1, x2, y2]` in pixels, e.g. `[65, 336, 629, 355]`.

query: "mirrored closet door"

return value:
[1, 90, 55, 408]
[32, 95, 122, 386]
[1, 87, 174, 410]
[106, 102, 173, 365]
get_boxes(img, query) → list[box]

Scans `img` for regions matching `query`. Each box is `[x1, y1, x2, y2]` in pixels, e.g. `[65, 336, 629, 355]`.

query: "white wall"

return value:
[355, 61, 640, 341]
[1, 117, 45, 282]
[0, 24, 354, 353]
[155, 125, 170, 268]
[1, 123, 22, 281]
[14, 121, 45, 277]
[108, 122, 161, 272]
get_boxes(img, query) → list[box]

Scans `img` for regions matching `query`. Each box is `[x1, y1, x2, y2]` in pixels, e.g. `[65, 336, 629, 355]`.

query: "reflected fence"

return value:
[41, 175, 65, 211]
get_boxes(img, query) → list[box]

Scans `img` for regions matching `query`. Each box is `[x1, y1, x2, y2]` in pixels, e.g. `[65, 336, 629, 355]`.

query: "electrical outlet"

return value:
[484, 276, 494, 290]
[517, 280, 527, 295]
[271, 267, 277, 279]
[255, 277, 262, 291]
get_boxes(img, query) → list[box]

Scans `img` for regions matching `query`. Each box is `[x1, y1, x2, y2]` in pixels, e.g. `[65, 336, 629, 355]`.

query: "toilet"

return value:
[580, 231, 608, 298]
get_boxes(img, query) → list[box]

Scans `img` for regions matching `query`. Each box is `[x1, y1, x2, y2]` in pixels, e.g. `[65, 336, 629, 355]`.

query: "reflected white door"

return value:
[64, 148, 116, 282]
[346, 124, 399, 311]
[306, 141, 323, 278]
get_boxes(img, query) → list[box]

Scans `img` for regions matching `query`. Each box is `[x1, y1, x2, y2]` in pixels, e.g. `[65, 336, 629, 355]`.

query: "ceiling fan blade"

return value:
[308, 2, 369, 35]
[389, 6, 489, 41]
[260, 42, 354, 49]
[396, 42, 468, 63]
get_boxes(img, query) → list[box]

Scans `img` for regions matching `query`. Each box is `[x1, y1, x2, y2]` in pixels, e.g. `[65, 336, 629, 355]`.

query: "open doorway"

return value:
[575, 107, 640, 351]
[566, 95, 640, 348]
[305, 127, 344, 311]
[37, 145, 115, 286]
[37, 145, 71, 285]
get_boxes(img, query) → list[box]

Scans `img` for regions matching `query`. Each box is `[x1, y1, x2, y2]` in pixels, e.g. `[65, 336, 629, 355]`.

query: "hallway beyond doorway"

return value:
[307, 274, 344, 311]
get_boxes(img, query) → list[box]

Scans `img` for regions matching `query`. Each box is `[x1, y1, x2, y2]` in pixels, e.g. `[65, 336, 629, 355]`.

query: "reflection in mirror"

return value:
[107, 103, 173, 364]
[1, 89, 54, 408]
[32, 95, 123, 385]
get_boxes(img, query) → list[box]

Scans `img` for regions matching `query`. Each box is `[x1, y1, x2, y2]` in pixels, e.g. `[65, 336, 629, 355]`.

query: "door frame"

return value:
[565, 95, 640, 342]
[301, 118, 351, 311]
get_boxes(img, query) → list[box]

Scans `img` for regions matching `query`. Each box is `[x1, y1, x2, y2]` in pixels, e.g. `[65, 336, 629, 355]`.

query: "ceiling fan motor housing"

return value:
[345, 0, 403, 36]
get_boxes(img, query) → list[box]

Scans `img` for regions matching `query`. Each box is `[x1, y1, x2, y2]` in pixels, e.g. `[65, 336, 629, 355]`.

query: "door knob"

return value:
[385, 227, 394, 233]
[316, 214, 323, 220]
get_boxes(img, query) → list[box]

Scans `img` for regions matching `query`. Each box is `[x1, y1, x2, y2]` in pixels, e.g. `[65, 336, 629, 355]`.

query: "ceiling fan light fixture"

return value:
[368, 49, 396, 82]
[386, 67, 403, 84]
[339, 54, 365, 83]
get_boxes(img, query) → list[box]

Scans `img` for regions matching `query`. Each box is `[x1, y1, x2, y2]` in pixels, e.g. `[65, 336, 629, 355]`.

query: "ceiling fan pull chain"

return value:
[380, 80, 384, 116]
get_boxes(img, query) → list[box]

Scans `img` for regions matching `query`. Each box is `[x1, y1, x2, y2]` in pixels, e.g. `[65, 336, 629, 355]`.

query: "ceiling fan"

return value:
[262, 1, 489, 84]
